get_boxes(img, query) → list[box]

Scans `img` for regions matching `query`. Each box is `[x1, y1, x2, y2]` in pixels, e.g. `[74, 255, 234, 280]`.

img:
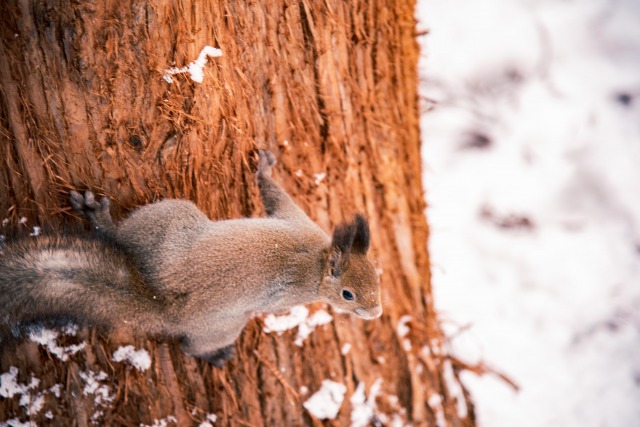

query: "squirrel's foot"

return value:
[70, 190, 114, 233]
[70, 190, 110, 217]
[257, 149, 276, 178]
[197, 345, 235, 368]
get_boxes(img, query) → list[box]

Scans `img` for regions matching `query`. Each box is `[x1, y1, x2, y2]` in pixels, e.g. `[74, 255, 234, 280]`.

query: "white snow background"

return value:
[417, 0, 640, 426]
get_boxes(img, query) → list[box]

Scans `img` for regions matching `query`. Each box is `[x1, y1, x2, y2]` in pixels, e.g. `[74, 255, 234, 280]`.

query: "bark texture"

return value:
[0, 1, 475, 425]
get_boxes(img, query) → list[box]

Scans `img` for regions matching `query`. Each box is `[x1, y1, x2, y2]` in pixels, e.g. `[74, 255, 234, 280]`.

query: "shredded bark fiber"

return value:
[0, 0, 476, 425]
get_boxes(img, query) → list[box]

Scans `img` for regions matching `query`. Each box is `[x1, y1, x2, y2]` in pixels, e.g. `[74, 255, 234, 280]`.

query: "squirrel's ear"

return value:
[332, 220, 355, 255]
[331, 214, 370, 254]
[329, 214, 371, 275]
[351, 214, 370, 254]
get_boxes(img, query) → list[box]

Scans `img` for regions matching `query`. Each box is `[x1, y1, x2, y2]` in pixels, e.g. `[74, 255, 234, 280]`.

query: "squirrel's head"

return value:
[320, 214, 382, 320]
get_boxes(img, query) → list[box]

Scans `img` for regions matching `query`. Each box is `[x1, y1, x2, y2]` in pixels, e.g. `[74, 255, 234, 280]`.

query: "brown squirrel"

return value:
[0, 150, 381, 366]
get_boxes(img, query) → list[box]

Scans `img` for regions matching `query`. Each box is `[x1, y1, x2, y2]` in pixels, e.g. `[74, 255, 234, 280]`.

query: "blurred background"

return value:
[416, 0, 640, 425]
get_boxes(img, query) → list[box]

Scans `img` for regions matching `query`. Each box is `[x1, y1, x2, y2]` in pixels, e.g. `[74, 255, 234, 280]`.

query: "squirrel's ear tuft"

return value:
[331, 214, 371, 256]
[331, 221, 355, 256]
[351, 214, 370, 254]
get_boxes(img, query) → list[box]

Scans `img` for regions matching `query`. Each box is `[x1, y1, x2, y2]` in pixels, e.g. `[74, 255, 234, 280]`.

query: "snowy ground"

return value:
[416, 0, 640, 426]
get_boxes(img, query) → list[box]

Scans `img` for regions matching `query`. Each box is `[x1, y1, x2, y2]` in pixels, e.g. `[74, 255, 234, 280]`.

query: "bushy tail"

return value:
[0, 235, 164, 337]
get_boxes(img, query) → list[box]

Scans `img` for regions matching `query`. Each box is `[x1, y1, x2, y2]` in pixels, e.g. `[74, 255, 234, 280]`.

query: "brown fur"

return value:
[1, 150, 381, 365]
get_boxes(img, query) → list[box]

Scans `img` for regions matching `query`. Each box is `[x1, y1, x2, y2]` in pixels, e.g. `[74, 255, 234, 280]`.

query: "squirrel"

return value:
[0, 150, 382, 366]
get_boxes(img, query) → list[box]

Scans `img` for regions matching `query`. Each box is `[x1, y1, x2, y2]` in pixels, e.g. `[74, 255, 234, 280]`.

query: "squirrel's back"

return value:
[0, 235, 167, 337]
[112, 199, 329, 293]
[110, 199, 210, 283]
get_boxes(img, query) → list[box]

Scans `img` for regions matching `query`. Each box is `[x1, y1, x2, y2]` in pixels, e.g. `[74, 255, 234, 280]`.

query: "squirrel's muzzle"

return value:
[355, 305, 382, 320]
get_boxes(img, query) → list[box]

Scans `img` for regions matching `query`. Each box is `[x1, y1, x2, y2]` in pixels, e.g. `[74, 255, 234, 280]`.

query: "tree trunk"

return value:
[0, 1, 475, 426]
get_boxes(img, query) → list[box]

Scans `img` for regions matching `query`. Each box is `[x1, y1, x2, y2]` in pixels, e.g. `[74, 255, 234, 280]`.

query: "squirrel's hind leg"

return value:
[70, 190, 117, 239]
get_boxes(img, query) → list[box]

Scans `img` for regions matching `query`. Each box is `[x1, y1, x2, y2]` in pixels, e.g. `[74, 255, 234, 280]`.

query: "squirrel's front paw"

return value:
[70, 190, 110, 219]
[257, 149, 276, 178]
[196, 345, 235, 368]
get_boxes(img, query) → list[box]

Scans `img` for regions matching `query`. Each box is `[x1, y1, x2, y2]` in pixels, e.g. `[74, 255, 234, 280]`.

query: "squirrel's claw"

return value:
[70, 190, 110, 216]
[69, 190, 85, 212]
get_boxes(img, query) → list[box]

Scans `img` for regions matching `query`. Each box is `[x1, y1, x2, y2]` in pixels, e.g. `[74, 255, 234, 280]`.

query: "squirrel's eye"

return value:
[341, 289, 354, 301]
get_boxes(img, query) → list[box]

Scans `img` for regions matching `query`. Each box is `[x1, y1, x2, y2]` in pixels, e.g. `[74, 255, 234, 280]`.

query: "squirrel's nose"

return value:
[356, 305, 382, 319]
[368, 306, 382, 318]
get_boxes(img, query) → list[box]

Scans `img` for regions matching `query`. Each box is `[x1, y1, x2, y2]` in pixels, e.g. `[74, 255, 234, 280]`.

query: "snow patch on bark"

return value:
[164, 46, 223, 83]
[0, 367, 45, 416]
[112, 345, 152, 372]
[263, 306, 333, 346]
[303, 380, 347, 420]
[350, 379, 383, 427]
[29, 327, 85, 361]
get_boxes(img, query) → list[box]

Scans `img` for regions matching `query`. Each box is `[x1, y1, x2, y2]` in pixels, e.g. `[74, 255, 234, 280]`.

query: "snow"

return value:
[0, 419, 36, 427]
[263, 306, 333, 346]
[198, 414, 217, 427]
[341, 343, 352, 355]
[350, 379, 383, 427]
[49, 384, 62, 398]
[397, 315, 413, 351]
[140, 416, 177, 427]
[442, 359, 468, 419]
[78, 370, 114, 407]
[91, 410, 105, 424]
[29, 327, 86, 361]
[313, 173, 326, 186]
[263, 305, 309, 334]
[417, 0, 640, 425]
[302, 380, 347, 420]
[0, 367, 46, 417]
[396, 315, 411, 338]
[21, 392, 45, 416]
[164, 46, 223, 83]
[427, 394, 446, 427]
[112, 345, 152, 372]
[61, 324, 79, 336]
[0, 367, 39, 399]
[294, 309, 332, 346]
